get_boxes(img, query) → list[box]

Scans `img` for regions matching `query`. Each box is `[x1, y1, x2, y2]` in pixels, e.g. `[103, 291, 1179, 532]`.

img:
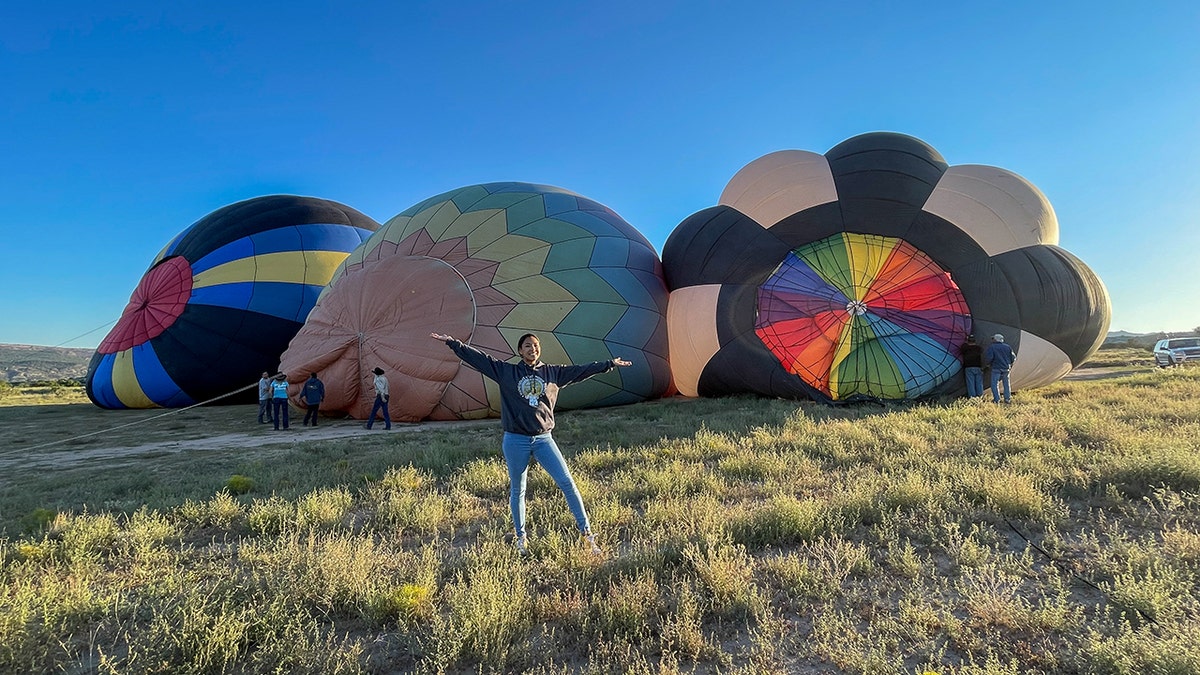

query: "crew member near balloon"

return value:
[959, 335, 984, 398]
[257, 371, 274, 424]
[301, 372, 325, 427]
[271, 373, 291, 430]
[367, 367, 391, 430]
[430, 331, 631, 554]
[985, 334, 1017, 404]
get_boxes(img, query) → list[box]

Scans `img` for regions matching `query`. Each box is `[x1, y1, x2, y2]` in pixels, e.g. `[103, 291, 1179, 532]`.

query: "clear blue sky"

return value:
[3, 1, 1198, 348]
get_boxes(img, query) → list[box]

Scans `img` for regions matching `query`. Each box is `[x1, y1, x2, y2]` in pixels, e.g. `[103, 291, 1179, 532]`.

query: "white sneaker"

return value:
[515, 535, 528, 555]
[583, 532, 601, 555]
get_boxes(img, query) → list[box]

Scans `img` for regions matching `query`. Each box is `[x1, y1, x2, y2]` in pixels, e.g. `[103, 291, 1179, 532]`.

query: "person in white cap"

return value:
[984, 334, 1017, 403]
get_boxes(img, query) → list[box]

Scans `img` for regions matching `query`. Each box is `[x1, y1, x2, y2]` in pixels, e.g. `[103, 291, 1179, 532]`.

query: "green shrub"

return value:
[224, 474, 256, 495]
[19, 508, 56, 533]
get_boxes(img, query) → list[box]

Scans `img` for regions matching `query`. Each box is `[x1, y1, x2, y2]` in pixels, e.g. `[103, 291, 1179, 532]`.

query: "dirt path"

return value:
[1061, 365, 1147, 381]
[0, 409, 496, 474]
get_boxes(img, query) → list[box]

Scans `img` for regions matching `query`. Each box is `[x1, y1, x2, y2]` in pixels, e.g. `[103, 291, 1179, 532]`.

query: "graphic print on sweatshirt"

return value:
[518, 375, 546, 407]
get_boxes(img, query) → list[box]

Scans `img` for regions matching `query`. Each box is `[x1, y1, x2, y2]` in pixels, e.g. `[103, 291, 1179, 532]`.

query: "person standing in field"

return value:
[959, 335, 984, 398]
[271, 373, 291, 430]
[985, 333, 1017, 404]
[257, 371, 274, 424]
[366, 367, 391, 430]
[430, 331, 631, 555]
[301, 372, 325, 426]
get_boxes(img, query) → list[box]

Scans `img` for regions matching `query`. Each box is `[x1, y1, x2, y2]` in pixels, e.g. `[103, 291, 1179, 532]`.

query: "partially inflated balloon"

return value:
[280, 182, 671, 422]
[663, 132, 1110, 402]
[86, 196, 379, 409]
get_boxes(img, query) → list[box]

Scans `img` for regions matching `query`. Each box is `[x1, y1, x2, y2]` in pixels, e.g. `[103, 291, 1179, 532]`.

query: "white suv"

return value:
[1154, 337, 1200, 367]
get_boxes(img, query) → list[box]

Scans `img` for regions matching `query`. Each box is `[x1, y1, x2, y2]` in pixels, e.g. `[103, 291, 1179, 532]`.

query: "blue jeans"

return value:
[964, 367, 983, 397]
[990, 369, 1011, 403]
[272, 398, 289, 429]
[367, 395, 390, 429]
[502, 432, 590, 538]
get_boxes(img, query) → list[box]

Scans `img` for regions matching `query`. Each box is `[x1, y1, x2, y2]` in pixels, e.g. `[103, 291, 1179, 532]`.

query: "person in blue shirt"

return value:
[270, 373, 291, 429]
[984, 333, 1017, 404]
[431, 331, 631, 555]
[301, 372, 325, 426]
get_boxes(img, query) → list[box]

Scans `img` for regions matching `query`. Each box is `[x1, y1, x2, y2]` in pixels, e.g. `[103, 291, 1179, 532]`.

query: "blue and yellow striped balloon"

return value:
[85, 195, 379, 409]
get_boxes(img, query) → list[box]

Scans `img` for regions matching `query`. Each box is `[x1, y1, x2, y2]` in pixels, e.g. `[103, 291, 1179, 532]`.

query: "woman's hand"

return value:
[430, 332, 453, 341]
[613, 357, 632, 367]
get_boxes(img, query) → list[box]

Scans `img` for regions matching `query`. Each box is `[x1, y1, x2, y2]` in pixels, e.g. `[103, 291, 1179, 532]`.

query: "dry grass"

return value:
[2, 366, 1199, 673]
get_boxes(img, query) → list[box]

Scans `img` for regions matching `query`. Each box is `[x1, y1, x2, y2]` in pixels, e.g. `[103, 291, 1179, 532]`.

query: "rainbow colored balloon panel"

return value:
[754, 232, 971, 400]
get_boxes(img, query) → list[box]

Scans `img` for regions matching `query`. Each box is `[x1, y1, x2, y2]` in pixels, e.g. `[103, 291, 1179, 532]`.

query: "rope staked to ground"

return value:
[19, 382, 260, 453]
[23, 339, 357, 454]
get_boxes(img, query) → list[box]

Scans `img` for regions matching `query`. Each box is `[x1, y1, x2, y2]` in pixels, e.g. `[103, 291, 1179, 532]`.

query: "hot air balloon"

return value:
[279, 182, 671, 422]
[663, 132, 1110, 402]
[85, 195, 380, 409]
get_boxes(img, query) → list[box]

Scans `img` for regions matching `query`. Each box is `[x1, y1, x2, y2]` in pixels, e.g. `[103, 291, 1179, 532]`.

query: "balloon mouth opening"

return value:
[98, 256, 193, 354]
[753, 232, 970, 400]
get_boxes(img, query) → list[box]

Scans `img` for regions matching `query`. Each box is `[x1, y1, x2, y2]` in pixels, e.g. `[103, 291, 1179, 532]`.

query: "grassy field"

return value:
[2, 351, 1199, 673]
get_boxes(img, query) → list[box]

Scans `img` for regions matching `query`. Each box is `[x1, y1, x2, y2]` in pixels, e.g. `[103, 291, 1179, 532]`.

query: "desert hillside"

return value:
[0, 343, 92, 382]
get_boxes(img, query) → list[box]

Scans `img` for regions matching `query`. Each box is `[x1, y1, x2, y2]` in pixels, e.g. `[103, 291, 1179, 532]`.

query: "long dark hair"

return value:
[517, 333, 539, 350]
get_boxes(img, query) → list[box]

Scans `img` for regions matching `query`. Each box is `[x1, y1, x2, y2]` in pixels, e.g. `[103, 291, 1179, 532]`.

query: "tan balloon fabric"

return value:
[279, 255, 475, 422]
[665, 284, 723, 397]
[718, 150, 837, 228]
[1008, 330, 1073, 391]
[923, 165, 1059, 256]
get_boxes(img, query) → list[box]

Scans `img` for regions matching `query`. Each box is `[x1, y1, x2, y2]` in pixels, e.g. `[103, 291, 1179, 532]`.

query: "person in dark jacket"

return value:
[431, 331, 630, 554]
[301, 372, 325, 426]
[984, 333, 1017, 403]
[959, 335, 984, 398]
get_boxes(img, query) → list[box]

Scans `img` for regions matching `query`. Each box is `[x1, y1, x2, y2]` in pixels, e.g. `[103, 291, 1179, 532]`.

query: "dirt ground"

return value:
[0, 403, 495, 476]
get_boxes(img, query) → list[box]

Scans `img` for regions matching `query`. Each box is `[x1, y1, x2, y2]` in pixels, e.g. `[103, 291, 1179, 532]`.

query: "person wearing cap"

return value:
[984, 334, 1017, 403]
[430, 331, 631, 555]
[257, 371, 274, 424]
[301, 372, 325, 427]
[366, 367, 391, 430]
[958, 335, 984, 398]
[270, 373, 291, 429]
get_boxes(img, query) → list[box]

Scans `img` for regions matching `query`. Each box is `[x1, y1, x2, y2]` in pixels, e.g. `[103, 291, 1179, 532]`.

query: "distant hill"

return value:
[0, 344, 93, 383]
[1103, 330, 1188, 349]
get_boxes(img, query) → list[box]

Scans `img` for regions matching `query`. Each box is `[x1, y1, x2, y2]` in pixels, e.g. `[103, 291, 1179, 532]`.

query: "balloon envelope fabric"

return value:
[280, 182, 672, 422]
[86, 196, 380, 409]
[755, 232, 970, 399]
[663, 132, 1110, 402]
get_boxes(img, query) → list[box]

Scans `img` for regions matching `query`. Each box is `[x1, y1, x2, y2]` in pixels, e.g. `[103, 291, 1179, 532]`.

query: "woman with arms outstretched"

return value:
[430, 331, 631, 554]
